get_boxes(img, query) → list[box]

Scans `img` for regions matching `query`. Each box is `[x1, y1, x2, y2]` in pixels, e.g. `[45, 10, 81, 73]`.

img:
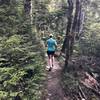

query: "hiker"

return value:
[47, 34, 57, 71]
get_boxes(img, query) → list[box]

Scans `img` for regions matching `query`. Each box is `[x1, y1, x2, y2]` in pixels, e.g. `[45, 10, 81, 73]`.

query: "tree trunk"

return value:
[61, 0, 74, 66]
[24, 0, 31, 15]
[61, 0, 74, 54]
[61, 0, 85, 68]
[70, 0, 81, 55]
[24, 0, 33, 24]
[77, 8, 85, 38]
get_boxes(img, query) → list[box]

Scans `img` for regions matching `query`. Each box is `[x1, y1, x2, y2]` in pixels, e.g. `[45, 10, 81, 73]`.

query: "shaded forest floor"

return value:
[62, 55, 100, 100]
[42, 54, 100, 100]
[42, 56, 69, 100]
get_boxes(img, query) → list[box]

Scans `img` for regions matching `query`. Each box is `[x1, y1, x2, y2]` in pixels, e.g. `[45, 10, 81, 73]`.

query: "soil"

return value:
[41, 55, 100, 100]
[42, 58, 69, 100]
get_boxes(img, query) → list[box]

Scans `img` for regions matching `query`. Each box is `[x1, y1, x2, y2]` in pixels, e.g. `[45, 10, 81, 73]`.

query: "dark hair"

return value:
[50, 35, 52, 38]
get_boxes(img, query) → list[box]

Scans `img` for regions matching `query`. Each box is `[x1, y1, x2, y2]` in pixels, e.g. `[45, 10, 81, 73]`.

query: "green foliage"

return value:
[0, 3, 19, 35]
[4, 35, 22, 48]
[62, 0, 100, 99]
[33, 0, 67, 38]
[0, 0, 45, 100]
[71, 0, 100, 57]
[0, 91, 8, 99]
[79, 18, 100, 56]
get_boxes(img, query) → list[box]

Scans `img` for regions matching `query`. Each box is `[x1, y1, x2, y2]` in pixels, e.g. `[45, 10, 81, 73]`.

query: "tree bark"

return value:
[61, 0, 74, 54]
[24, 0, 33, 24]
[61, 0, 75, 66]
[77, 9, 85, 38]
[24, 0, 31, 14]
[61, 0, 85, 67]
[70, 0, 81, 55]
[61, 0, 74, 66]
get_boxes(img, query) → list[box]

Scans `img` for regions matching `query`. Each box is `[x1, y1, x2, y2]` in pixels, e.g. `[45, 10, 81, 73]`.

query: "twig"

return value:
[78, 85, 87, 99]
[80, 81, 100, 97]
[74, 95, 80, 100]
[78, 91, 83, 99]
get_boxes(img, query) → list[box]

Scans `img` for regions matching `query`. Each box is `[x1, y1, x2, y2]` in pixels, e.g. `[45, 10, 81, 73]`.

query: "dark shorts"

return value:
[47, 51, 55, 56]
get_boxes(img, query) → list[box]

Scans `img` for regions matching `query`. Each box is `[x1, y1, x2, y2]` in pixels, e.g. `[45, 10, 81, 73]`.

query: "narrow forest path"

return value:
[42, 56, 69, 100]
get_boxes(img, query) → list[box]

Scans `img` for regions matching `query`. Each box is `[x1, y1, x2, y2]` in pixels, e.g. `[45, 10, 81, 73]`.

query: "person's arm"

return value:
[55, 40, 57, 48]
[55, 40, 57, 46]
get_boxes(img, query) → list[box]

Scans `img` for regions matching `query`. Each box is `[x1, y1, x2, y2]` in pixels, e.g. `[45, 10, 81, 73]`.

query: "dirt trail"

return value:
[42, 58, 69, 100]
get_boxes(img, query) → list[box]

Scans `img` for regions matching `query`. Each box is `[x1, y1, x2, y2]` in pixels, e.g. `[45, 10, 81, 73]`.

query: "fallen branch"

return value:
[80, 81, 100, 97]
[78, 85, 87, 99]
[74, 95, 80, 100]
[78, 91, 83, 99]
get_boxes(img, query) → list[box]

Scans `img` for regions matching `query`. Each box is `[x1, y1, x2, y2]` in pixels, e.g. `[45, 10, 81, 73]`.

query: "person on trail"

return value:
[47, 34, 57, 71]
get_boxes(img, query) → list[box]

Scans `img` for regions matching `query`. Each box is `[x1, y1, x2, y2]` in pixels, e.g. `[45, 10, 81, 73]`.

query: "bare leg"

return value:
[48, 55, 52, 71]
[48, 55, 54, 71]
[49, 55, 52, 67]
[51, 55, 54, 67]
[48, 55, 52, 66]
[48, 55, 51, 67]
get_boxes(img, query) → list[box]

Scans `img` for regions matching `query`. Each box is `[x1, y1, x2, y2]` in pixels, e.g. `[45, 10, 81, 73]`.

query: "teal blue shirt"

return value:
[47, 38, 57, 51]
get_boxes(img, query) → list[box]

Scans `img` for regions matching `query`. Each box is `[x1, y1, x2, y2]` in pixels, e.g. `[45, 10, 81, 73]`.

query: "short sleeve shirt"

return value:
[47, 38, 57, 51]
